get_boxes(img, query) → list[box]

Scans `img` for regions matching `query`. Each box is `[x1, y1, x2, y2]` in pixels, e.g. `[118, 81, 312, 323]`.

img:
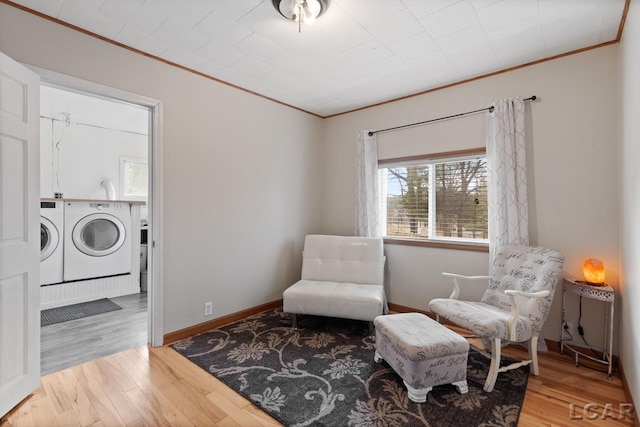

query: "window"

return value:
[379, 150, 488, 246]
[120, 156, 148, 200]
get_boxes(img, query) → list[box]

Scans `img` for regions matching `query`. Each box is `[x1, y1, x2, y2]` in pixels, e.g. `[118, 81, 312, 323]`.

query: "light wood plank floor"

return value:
[41, 292, 148, 375]
[3, 326, 636, 426]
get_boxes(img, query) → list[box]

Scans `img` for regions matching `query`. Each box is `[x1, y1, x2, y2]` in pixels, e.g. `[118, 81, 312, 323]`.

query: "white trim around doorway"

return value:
[28, 64, 165, 346]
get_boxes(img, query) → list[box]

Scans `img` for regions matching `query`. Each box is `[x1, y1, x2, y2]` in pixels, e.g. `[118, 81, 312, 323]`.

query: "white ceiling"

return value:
[12, 0, 627, 117]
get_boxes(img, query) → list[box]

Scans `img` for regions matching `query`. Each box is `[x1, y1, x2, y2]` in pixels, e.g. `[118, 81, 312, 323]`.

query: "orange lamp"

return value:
[583, 258, 605, 285]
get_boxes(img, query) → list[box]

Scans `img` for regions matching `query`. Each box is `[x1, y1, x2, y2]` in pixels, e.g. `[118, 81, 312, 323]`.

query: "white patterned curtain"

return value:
[355, 130, 381, 237]
[486, 98, 529, 264]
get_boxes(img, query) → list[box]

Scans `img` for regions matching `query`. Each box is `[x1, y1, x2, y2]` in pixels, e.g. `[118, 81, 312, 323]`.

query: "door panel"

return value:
[1, 274, 27, 382]
[0, 71, 27, 121]
[1, 135, 26, 242]
[0, 50, 40, 418]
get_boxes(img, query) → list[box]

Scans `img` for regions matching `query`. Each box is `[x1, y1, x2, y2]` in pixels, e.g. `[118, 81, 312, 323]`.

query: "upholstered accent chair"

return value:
[429, 245, 564, 392]
[283, 234, 386, 329]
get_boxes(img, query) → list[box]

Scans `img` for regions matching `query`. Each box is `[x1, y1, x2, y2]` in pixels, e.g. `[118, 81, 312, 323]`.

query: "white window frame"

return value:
[120, 156, 148, 201]
[378, 149, 489, 251]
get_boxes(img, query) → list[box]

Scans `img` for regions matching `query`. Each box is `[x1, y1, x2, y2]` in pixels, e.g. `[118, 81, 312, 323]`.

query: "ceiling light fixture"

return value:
[272, 0, 330, 33]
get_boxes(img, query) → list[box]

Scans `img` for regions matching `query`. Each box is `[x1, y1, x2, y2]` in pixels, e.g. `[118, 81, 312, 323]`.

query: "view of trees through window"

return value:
[383, 157, 488, 241]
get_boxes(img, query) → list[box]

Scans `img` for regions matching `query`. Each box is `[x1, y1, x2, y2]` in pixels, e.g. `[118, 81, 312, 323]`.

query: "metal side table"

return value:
[560, 278, 614, 378]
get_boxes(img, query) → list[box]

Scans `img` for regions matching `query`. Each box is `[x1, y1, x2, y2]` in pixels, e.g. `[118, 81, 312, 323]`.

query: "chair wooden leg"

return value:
[484, 337, 501, 392]
[529, 335, 540, 376]
[292, 314, 298, 330]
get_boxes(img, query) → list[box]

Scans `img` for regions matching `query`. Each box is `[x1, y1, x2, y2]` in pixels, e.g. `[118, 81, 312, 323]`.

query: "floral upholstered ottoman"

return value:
[373, 312, 469, 403]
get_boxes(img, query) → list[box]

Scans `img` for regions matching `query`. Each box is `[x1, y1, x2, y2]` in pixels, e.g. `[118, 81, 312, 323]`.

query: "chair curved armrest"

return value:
[503, 290, 551, 341]
[441, 273, 491, 300]
[442, 273, 492, 280]
[504, 289, 550, 298]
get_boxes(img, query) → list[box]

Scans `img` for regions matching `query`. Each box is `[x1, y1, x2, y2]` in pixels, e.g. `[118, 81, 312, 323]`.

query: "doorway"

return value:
[34, 70, 164, 374]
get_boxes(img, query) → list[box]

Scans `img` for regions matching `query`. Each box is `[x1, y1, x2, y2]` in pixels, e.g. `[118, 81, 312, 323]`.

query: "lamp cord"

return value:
[578, 296, 601, 358]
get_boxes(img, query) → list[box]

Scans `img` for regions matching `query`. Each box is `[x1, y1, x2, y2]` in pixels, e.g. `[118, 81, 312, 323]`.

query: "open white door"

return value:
[0, 51, 40, 418]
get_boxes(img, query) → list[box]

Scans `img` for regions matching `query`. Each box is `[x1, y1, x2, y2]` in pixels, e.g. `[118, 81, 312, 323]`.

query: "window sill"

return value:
[383, 237, 489, 253]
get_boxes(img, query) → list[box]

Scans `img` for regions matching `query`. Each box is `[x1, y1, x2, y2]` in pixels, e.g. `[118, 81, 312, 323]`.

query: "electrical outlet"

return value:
[562, 321, 574, 340]
[204, 301, 213, 316]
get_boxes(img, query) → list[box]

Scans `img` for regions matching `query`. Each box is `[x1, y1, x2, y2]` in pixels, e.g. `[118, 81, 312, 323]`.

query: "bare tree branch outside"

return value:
[384, 158, 487, 240]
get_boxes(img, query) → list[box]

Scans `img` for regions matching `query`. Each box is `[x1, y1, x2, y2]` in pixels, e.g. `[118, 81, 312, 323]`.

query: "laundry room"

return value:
[39, 84, 150, 374]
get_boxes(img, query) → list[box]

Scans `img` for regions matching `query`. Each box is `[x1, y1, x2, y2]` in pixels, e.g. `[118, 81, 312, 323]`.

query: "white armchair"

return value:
[429, 245, 564, 392]
[283, 234, 386, 329]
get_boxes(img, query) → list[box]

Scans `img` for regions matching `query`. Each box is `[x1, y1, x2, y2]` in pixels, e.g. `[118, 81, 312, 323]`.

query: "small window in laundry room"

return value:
[120, 156, 148, 200]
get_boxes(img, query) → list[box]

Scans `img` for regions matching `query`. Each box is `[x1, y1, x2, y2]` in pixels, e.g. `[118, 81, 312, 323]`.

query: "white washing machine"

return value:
[40, 200, 64, 285]
[64, 201, 132, 282]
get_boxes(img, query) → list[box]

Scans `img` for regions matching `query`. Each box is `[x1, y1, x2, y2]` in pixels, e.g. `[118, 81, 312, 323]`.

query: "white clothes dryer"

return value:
[40, 200, 64, 285]
[63, 201, 132, 282]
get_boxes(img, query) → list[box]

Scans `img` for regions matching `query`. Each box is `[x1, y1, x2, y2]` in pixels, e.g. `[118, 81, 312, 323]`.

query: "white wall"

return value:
[618, 0, 640, 407]
[0, 3, 324, 334]
[40, 85, 149, 201]
[324, 45, 620, 350]
[40, 120, 148, 201]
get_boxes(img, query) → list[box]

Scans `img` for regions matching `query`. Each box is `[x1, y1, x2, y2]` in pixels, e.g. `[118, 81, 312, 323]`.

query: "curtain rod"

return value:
[368, 96, 537, 137]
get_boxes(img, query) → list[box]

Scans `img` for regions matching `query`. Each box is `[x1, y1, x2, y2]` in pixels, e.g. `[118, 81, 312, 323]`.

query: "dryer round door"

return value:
[72, 213, 126, 257]
[41, 216, 60, 261]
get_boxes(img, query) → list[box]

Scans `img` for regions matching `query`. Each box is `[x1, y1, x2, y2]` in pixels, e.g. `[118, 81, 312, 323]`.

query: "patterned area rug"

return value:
[171, 308, 529, 427]
[41, 298, 122, 327]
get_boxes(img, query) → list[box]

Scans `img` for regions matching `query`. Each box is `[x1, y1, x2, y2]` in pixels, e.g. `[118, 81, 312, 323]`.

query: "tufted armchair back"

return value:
[300, 235, 385, 286]
[481, 245, 564, 334]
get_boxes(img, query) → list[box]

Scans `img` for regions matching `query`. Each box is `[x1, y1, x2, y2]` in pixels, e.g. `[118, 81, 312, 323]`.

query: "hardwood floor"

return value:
[41, 292, 148, 375]
[2, 319, 636, 426]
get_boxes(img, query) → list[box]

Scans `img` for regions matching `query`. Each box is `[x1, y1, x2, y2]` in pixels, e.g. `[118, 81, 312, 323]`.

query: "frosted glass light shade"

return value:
[273, 0, 329, 23]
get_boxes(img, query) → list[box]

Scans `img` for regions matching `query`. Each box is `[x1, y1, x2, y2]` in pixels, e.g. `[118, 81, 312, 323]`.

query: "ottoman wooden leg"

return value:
[374, 350, 384, 363]
[404, 382, 432, 403]
[452, 380, 468, 394]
